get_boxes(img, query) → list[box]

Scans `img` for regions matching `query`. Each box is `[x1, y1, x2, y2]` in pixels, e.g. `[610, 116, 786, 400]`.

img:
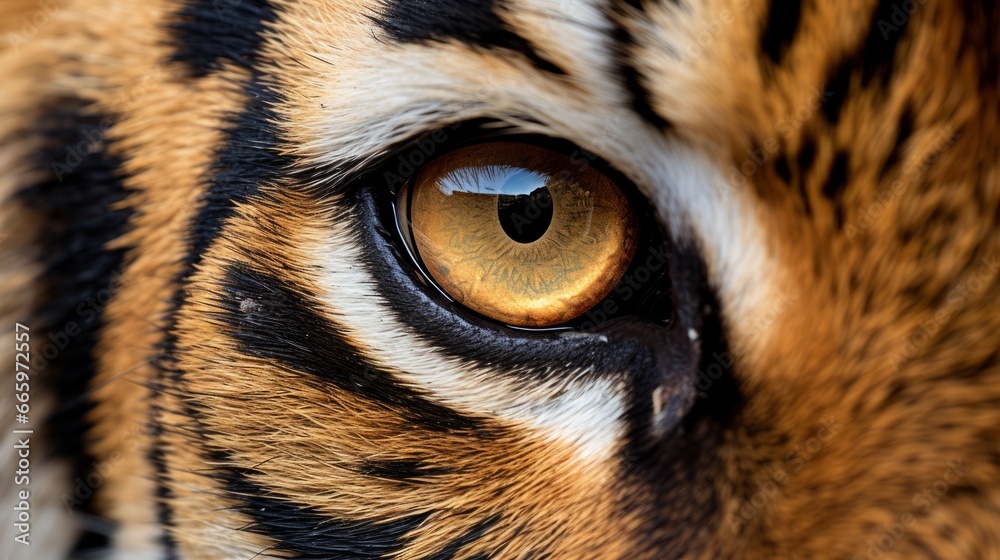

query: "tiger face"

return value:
[1, 0, 998, 558]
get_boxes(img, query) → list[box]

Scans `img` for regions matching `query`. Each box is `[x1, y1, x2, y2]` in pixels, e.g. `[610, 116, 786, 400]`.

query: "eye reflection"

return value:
[404, 142, 638, 328]
[497, 171, 553, 244]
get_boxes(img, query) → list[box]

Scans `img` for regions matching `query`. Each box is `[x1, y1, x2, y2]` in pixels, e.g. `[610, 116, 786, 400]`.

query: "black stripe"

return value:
[820, 150, 849, 200]
[160, 72, 285, 430]
[224, 474, 429, 559]
[16, 99, 133, 554]
[820, 151, 849, 227]
[819, 56, 853, 124]
[167, 0, 278, 77]
[796, 136, 817, 177]
[821, 0, 914, 123]
[608, 1, 672, 130]
[760, 0, 804, 66]
[220, 264, 485, 433]
[959, 0, 999, 90]
[186, 78, 285, 269]
[357, 458, 455, 481]
[795, 137, 817, 216]
[430, 513, 502, 560]
[168, 0, 288, 271]
[374, 0, 567, 75]
[879, 107, 914, 179]
[858, 0, 913, 87]
[149, 439, 180, 560]
[773, 153, 793, 184]
[150, 338, 185, 560]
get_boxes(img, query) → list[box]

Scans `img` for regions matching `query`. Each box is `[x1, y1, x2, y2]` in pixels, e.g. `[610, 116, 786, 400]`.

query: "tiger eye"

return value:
[406, 142, 639, 327]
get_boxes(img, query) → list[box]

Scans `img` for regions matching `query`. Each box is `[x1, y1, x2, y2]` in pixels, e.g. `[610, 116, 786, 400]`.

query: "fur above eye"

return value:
[397, 141, 640, 328]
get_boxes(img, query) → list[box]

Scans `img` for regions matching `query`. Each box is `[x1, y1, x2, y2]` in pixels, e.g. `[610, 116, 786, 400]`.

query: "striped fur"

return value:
[1, 0, 998, 558]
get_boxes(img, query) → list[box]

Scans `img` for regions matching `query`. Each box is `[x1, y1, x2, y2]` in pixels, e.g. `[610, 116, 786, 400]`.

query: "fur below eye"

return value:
[401, 141, 639, 328]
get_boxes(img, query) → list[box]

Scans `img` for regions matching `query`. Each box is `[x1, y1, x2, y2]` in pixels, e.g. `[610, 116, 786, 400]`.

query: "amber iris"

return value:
[406, 142, 639, 327]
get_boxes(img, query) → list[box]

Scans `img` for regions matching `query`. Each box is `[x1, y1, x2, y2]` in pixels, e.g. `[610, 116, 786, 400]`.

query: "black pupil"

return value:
[498, 186, 553, 243]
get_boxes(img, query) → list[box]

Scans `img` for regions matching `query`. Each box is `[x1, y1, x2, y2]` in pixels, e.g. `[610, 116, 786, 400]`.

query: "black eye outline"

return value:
[367, 121, 675, 333]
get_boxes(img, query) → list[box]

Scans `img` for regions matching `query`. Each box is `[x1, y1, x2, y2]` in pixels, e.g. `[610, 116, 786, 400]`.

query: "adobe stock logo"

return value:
[876, 0, 929, 40]
[6, 0, 68, 51]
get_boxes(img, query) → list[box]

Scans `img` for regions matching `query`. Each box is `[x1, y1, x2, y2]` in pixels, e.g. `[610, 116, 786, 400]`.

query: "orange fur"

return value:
[1, 0, 997, 558]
